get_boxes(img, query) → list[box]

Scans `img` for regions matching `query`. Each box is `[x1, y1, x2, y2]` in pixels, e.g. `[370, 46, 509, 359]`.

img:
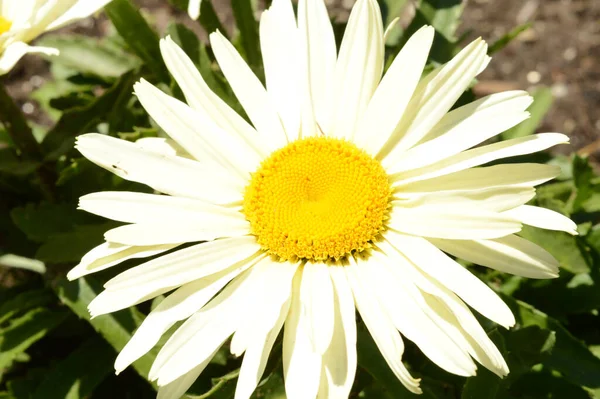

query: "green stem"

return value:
[0, 79, 55, 201]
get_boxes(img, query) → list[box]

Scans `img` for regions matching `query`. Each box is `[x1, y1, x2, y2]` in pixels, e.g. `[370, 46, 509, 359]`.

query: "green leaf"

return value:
[199, 0, 227, 37]
[501, 87, 553, 140]
[231, 0, 261, 69]
[488, 23, 532, 55]
[104, 0, 170, 82]
[417, 0, 465, 41]
[55, 277, 157, 384]
[377, 0, 409, 45]
[36, 35, 140, 78]
[31, 336, 114, 399]
[0, 308, 68, 371]
[35, 222, 117, 264]
[572, 155, 595, 214]
[0, 289, 54, 325]
[0, 149, 40, 176]
[41, 71, 138, 159]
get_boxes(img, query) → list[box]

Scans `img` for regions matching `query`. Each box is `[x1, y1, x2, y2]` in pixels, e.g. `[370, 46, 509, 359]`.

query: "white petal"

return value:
[283, 267, 322, 399]
[157, 359, 210, 399]
[153, 264, 267, 385]
[159, 37, 267, 158]
[344, 257, 422, 394]
[300, 261, 335, 354]
[503, 205, 578, 235]
[297, 0, 337, 134]
[260, 0, 301, 141]
[376, 239, 508, 376]
[230, 257, 298, 357]
[394, 163, 561, 193]
[67, 241, 177, 280]
[89, 238, 260, 316]
[330, 0, 384, 139]
[104, 220, 249, 246]
[318, 266, 357, 399]
[354, 25, 434, 156]
[0, 41, 58, 75]
[381, 38, 488, 160]
[393, 186, 535, 212]
[388, 91, 532, 173]
[115, 257, 258, 374]
[390, 133, 570, 184]
[135, 137, 190, 158]
[187, 0, 201, 19]
[75, 134, 243, 205]
[209, 31, 287, 152]
[356, 252, 477, 376]
[134, 79, 261, 178]
[384, 231, 515, 328]
[45, 0, 111, 31]
[388, 206, 522, 240]
[79, 191, 244, 224]
[430, 235, 559, 279]
[235, 296, 291, 399]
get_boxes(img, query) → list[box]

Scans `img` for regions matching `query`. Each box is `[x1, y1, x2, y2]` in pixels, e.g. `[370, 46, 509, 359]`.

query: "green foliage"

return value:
[0, 1, 599, 399]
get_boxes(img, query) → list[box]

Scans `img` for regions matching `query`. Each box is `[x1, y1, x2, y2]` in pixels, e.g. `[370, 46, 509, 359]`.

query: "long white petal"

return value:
[104, 220, 249, 246]
[67, 241, 177, 280]
[0, 41, 58, 75]
[376, 239, 508, 376]
[344, 257, 421, 394]
[115, 257, 259, 374]
[283, 267, 322, 399]
[354, 25, 434, 156]
[88, 238, 260, 316]
[157, 359, 210, 399]
[430, 235, 559, 278]
[134, 79, 261, 178]
[75, 134, 243, 205]
[301, 261, 335, 354]
[297, 0, 337, 134]
[393, 163, 561, 193]
[260, 0, 300, 141]
[503, 205, 578, 235]
[384, 231, 515, 328]
[159, 37, 268, 157]
[330, 0, 384, 139]
[393, 186, 535, 212]
[209, 31, 287, 151]
[388, 206, 521, 240]
[389, 133, 569, 184]
[388, 91, 533, 172]
[318, 266, 357, 399]
[45, 0, 111, 31]
[356, 252, 477, 376]
[381, 38, 488, 159]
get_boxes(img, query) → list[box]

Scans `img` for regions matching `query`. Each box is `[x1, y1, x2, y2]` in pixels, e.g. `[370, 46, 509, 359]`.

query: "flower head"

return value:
[0, 0, 112, 75]
[70, 0, 576, 397]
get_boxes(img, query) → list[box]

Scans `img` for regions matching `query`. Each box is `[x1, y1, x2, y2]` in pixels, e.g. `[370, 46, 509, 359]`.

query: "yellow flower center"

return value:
[243, 137, 391, 261]
[0, 16, 11, 35]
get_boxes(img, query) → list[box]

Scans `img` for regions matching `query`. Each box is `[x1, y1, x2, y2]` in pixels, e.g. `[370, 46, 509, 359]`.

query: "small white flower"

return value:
[70, 0, 577, 398]
[0, 0, 112, 75]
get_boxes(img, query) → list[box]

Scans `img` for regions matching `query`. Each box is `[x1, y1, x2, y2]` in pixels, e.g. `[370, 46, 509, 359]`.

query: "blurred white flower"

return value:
[0, 0, 112, 75]
[188, 0, 201, 20]
[70, 0, 576, 397]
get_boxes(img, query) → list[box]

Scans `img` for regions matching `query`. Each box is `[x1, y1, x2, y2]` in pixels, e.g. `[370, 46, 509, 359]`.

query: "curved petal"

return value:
[0, 41, 58, 75]
[430, 235, 559, 278]
[503, 205, 578, 235]
[45, 0, 112, 31]
[210, 31, 287, 152]
[384, 231, 515, 328]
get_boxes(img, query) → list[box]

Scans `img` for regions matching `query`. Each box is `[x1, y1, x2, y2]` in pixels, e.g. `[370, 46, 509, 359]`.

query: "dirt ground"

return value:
[5, 0, 600, 157]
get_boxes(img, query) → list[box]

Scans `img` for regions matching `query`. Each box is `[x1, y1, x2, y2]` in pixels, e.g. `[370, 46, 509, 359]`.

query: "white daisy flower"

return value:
[0, 0, 112, 75]
[69, 0, 577, 397]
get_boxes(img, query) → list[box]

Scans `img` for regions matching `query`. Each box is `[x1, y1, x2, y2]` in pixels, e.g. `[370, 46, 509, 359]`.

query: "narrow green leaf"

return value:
[0, 308, 68, 370]
[32, 336, 114, 399]
[501, 87, 553, 140]
[41, 71, 138, 159]
[55, 277, 157, 384]
[199, 0, 227, 36]
[231, 0, 261, 69]
[36, 35, 141, 78]
[417, 0, 465, 41]
[104, 0, 170, 82]
[0, 289, 54, 325]
[10, 203, 92, 243]
[572, 155, 595, 214]
[488, 23, 532, 55]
